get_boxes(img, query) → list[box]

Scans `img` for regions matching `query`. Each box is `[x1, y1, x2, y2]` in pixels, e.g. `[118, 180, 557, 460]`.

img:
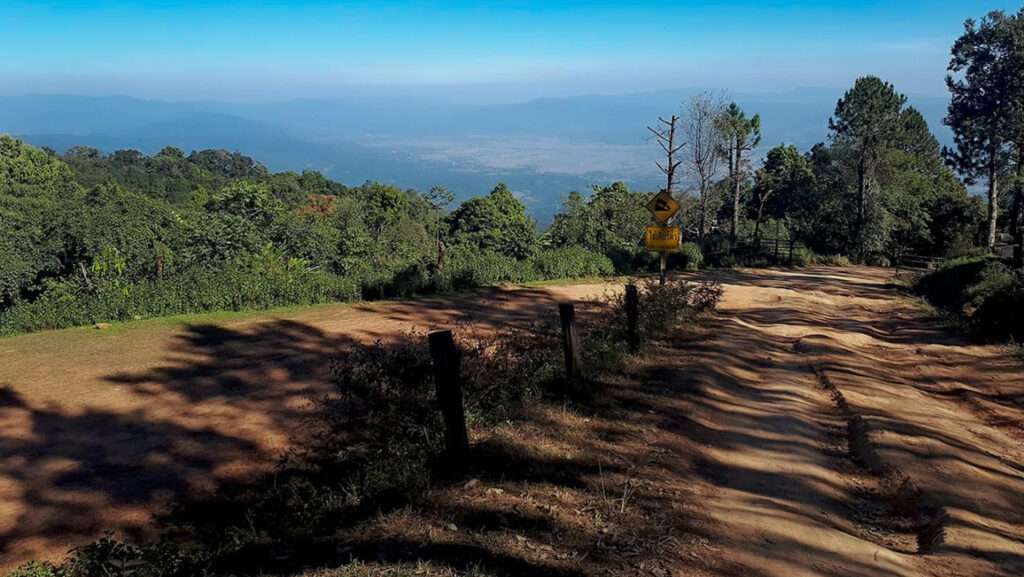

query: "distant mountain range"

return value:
[0, 89, 953, 222]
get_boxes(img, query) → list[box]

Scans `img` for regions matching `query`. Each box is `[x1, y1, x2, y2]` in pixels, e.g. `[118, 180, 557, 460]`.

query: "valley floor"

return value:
[1, 267, 1022, 576]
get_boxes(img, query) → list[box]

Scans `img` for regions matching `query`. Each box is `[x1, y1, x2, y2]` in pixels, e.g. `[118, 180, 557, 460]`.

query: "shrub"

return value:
[915, 256, 1001, 311]
[973, 280, 1024, 342]
[284, 324, 563, 516]
[791, 246, 814, 267]
[431, 248, 534, 291]
[816, 254, 851, 267]
[601, 278, 723, 345]
[530, 247, 614, 279]
[678, 242, 703, 271]
[7, 562, 57, 577]
[915, 256, 1024, 342]
[0, 254, 361, 336]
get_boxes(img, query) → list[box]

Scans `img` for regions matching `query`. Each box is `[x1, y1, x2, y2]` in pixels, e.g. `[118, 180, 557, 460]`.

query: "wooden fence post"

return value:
[428, 330, 469, 457]
[625, 284, 639, 352]
[558, 302, 583, 382]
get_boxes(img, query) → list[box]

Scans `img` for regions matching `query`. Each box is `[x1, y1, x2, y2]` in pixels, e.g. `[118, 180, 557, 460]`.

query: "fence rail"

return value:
[900, 254, 945, 270]
[703, 236, 807, 264]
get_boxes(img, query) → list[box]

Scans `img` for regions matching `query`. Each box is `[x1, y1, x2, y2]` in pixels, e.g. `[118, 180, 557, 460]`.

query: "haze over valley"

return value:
[2, 88, 952, 221]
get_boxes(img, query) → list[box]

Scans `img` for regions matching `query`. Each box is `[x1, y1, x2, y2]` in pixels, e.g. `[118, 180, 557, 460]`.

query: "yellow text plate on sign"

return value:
[643, 226, 681, 252]
[645, 190, 680, 223]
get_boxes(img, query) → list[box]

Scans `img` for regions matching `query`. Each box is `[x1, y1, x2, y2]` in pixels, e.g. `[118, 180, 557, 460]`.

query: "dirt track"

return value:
[659, 267, 1024, 577]
[1, 267, 1022, 575]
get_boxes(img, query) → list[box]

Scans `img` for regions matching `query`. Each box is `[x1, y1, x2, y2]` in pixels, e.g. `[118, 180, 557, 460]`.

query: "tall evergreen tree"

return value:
[716, 103, 761, 240]
[829, 76, 906, 259]
[945, 9, 1022, 250]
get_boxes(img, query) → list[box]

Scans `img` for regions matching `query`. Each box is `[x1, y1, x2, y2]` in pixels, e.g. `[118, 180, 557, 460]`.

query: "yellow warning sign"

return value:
[645, 190, 680, 223]
[643, 226, 681, 252]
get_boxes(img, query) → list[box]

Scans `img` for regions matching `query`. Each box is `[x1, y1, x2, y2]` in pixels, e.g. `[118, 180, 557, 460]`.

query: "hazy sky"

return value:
[2, 1, 1019, 102]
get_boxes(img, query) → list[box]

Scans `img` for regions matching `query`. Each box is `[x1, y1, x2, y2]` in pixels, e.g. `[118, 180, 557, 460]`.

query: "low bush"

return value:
[0, 246, 618, 336]
[915, 256, 1003, 311]
[815, 254, 851, 267]
[433, 248, 537, 291]
[529, 246, 615, 279]
[792, 246, 814, 267]
[0, 254, 361, 336]
[599, 278, 723, 342]
[678, 242, 703, 271]
[973, 280, 1024, 342]
[915, 256, 1024, 342]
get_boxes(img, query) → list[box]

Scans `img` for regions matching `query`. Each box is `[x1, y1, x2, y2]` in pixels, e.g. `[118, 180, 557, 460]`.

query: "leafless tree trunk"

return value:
[681, 92, 726, 243]
[648, 115, 684, 197]
[647, 115, 684, 285]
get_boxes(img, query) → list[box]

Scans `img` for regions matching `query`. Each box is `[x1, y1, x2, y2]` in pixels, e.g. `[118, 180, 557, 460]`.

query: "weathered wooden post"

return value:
[558, 302, 583, 382]
[428, 330, 469, 457]
[625, 284, 639, 352]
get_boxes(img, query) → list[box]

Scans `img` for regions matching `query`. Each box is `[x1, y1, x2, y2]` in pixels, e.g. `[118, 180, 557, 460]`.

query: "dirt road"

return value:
[1, 267, 1021, 575]
[654, 267, 1024, 577]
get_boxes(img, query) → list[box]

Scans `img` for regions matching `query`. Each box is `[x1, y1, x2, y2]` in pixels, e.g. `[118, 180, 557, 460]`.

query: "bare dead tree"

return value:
[648, 115, 685, 197]
[681, 92, 727, 242]
[647, 115, 685, 286]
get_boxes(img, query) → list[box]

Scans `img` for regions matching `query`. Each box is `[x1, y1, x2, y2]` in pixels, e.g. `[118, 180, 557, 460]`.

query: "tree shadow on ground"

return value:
[680, 266, 1024, 576]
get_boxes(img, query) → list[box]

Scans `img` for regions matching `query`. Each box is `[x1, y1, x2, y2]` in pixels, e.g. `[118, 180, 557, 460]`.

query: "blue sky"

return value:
[1, 1, 1019, 102]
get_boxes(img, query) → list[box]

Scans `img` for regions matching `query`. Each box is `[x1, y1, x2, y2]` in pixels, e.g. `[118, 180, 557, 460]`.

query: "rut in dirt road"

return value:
[655, 267, 1023, 577]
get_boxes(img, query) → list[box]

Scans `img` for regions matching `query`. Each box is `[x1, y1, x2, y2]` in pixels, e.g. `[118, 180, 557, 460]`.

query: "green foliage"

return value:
[0, 136, 83, 307]
[603, 278, 722, 343]
[916, 256, 1024, 341]
[945, 8, 1024, 248]
[752, 145, 816, 242]
[0, 250, 360, 335]
[62, 146, 263, 204]
[817, 254, 851, 266]
[205, 180, 284, 225]
[716, 103, 762, 238]
[0, 137, 626, 336]
[678, 242, 703, 270]
[547, 182, 652, 271]
[448, 183, 536, 259]
[733, 75, 979, 265]
[792, 246, 814, 267]
[915, 256, 999, 310]
[529, 246, 614, 279]
[433, 247, 536, 290]
[6, 561, 58, 577]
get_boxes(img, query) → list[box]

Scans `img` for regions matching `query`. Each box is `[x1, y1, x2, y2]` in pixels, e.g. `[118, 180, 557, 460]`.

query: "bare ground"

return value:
[1, 267, 1022, 576]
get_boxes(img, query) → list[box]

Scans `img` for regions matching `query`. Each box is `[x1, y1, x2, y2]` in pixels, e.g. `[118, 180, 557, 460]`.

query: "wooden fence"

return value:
[428, 286, 642, 460]
[703, 236, 808, 264]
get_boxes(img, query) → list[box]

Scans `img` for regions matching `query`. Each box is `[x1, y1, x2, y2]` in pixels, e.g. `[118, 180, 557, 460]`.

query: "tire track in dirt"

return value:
[800, 356, 948, 553]
[699, 267, 1024, 577]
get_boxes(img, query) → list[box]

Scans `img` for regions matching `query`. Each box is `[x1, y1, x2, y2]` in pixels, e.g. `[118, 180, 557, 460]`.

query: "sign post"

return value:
[644, 190, 681, 285]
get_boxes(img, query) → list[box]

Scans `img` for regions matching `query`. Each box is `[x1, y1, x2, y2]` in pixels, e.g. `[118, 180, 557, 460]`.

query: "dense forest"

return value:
[2, 9, 1022, 337]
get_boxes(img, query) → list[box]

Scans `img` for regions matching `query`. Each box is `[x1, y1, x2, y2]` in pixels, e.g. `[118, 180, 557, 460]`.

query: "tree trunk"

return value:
[987, 160, 999, 251]
[857, 156, 867, 261]
[1012, 147, 1023, 268]
[732, 150, 741, 241]
[698, 184, 707, 243]
[754, 200, 766, 247]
